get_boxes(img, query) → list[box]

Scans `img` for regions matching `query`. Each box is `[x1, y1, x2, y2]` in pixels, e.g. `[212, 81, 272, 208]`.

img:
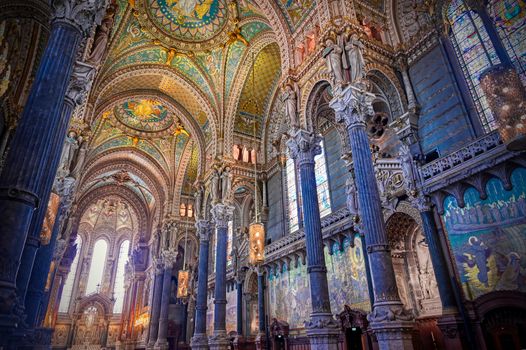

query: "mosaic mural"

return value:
[115, 99, 174, 132]
[276, 0, 315, 32]
[442, 167, 526, 300]
[205, 288, 236, 334]
[268, 235, 370, 329]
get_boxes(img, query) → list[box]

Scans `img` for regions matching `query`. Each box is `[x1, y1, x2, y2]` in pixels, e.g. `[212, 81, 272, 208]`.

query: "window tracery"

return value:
[113, 240, 130, 313]
[58, 236, 82, 313]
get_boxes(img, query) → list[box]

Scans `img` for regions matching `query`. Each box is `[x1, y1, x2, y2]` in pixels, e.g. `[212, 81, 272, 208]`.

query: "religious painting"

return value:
[442, 167, 526, 300]
[225, 288, 237, 333]
[277, 0, 315, 31]
[115, 99, 173, 133]
[206, 295, 214, 334]
[249, 302, 259, 335]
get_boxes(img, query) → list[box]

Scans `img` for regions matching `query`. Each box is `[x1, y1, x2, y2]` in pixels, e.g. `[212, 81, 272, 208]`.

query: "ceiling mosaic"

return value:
[276, 0, 315, 32]
[81, 197, 138, 233]
[136, 0, 230, 50]
[115, 98, 174, 132]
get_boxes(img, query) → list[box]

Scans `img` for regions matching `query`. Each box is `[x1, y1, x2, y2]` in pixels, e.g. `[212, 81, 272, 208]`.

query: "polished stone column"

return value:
[208, 204, 234, 350]
[155, 249, 177, 350]
[191, 220, 212, 350]
[255, 268, 266, 350]
[147, 261, 164, 349]
[236, 279, 243, 336]
[0, 0, 102, 336]
[330, 85, 414, 350]
[413, 196, 466, 349]
[286, 130, 340, 350]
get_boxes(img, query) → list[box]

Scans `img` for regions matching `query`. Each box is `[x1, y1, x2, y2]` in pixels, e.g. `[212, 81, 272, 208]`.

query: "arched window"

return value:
[447, 0, 500, 132]
[315, 139, 331, 218]
[58, 236, 82, 313]
[113, 240, 130, 313]
[286, 156, 299, 232]
[487, 0, 526, 83]
[86, 239, 108, 295]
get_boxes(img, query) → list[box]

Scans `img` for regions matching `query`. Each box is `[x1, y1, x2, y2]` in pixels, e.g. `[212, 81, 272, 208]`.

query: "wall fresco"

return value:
[442, 167, 526, 300]
[205, 288, 237, 334]
[268, 235, 370, 329]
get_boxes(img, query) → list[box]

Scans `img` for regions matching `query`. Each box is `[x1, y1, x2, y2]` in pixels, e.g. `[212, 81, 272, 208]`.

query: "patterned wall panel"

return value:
[410, 46, 474, 157]
[442, 167, 526, 300]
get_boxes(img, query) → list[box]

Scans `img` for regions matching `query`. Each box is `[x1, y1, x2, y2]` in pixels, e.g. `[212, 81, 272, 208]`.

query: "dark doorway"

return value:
[345, 326, 363, 350]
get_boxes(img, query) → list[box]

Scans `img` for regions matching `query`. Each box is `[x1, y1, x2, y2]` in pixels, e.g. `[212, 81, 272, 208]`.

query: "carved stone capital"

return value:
[286, 129, 321, 166]
[51, 0, 107, 35]
[330, 84, 375, 129]
[195, 220, 212, 242]
[411, 195, 433, 212]
[65, 61, 96, 106]
[160, 249, 178, 268]
[211, 204, 234, 229]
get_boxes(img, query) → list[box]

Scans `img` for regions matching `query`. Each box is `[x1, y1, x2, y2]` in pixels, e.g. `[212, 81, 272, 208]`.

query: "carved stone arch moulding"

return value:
[173, 139, 196, 215]
[73, 185, 151, 244]
[80, 155, 168, 208]
[91, 90, 207, 176]
[365, 63, 407, 119]
[224, 33, 281, 156]
[91, 64, 219, 157]
[299, 70, 332, 130]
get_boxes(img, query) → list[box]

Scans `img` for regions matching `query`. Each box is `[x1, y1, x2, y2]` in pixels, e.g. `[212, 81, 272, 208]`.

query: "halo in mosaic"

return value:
[115, 99, 174, 133]
[140, 0, 229, 50]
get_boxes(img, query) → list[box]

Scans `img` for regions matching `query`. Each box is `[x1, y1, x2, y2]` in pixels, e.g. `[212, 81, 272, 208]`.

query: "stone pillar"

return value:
[286, 130, 340, 350]
[255, 268, 266, 350]
[0, 0, 103, 337]
[330, 85, 414, 350]
[191, 220, 212, 350]
[414, 197, 466, 349]
[236, 279, 243, 336]
[155, 250, 177, 350]
[147, 261, 164, 349]
[208, 204, 234, 350]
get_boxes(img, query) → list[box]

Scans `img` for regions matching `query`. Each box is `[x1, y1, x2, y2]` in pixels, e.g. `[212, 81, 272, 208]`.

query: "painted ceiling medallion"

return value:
[139, 0, 229, 50]
[115, 98, 174, 133]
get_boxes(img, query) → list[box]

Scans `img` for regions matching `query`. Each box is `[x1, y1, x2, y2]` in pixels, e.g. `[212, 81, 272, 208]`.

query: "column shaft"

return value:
[147, 270, 163, 348]
[0, 22, 81, 331]
[236, 281, 242, 336]
[155, 265, 173, 349]
[213, 226, 228, 332]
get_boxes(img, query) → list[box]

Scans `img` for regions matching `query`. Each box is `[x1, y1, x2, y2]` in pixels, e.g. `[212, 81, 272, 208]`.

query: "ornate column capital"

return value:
[160, 249, 178, 268]
[411, 194, 433, 212]
[195, 219, 212, 242]
[329, 84, 375, 129]
[286, 129, 322, 166]
[65, 61, 96, 106]
[211, 204, 234, 229]
[51, 0, 107, 35]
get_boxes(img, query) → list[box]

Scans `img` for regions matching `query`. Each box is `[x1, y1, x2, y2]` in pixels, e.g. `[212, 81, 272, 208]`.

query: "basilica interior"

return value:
[0, 0, 525, 349]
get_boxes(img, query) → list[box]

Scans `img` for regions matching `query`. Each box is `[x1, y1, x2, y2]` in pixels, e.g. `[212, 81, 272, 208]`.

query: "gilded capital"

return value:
[329, 84, 375, 129]
[286, 129, 322, 166]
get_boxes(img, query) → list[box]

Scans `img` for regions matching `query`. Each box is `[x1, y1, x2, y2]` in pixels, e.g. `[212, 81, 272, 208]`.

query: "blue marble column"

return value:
[330, 85, 414, 350]
[191, 220, 212, 350]
[286, 130, 340, 350]
[236, 279, 243, 336]
[155, 250, 177, 350]
[209, 204, 234, 350]
[147, 261, 164, 349]
[0, 0, 102, 336]
[255, 268, 266, 350]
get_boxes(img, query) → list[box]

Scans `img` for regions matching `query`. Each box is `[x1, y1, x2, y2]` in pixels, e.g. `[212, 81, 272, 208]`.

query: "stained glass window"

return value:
[315, 140, 331, 218]
[286, 156, 299, 232]
[86, 239, 108, 295]
[58, 236, 82, 313]
[448, 0, 500, 132]
[488, 0, 526, 84]
[113, 240, 130, 313]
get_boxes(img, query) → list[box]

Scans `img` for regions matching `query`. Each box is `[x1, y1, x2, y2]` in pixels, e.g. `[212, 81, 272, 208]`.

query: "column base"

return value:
[305, 313, 341, 350]
[146, 341, 157, 350]
[191, 332, 209, 350]
[369, 320, 415, 350]
[232, 334, 243, 350]
[208, 330, 229, 350]
[437, 312, 466, 350]
[255, 332, 266, 350]
[154, 339, 169, 350]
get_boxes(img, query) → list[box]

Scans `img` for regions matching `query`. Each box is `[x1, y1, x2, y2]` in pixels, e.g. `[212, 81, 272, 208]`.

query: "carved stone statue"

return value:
[398, 144, 417, 195]
[194, 184, 204, 219]
[87, 3, 117, 64]
[344, 33, 366, 83]
[221, 166, 232, 203]
[71, 135, 89, 179]
[282, 83, 299, 129]
[58, 131, 79, 177]
[211, 168, 221, 204]
[322, 37, 345, 88]
[345, 175, 359, 217]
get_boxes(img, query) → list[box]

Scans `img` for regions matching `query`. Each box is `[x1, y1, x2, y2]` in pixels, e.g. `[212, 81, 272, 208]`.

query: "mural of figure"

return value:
[282, 82, 299, 129]
[496, 252, 522, 290]
[344, 33, 366, 83]
[463, 236, 491, 286]
[221, 166, 232, 203]
[322, 37, 345, 88]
